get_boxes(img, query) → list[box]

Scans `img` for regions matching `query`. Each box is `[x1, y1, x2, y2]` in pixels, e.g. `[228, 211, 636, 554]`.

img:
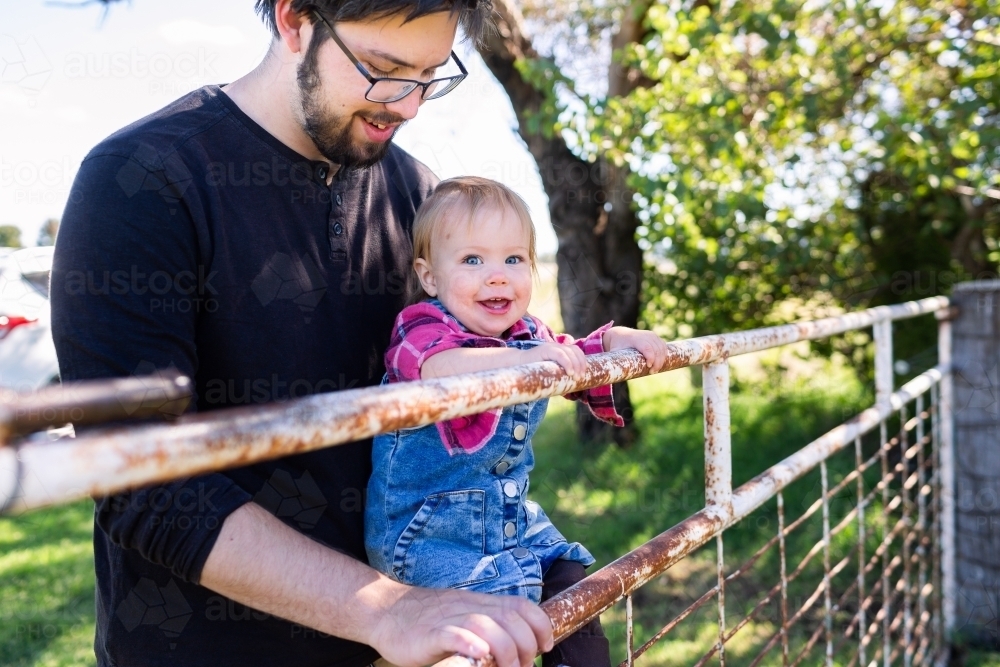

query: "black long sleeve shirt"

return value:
[50, 85, 437, 667]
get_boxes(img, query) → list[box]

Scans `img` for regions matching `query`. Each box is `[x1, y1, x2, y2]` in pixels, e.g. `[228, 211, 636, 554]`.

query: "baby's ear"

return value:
[413, 258, 437, 297]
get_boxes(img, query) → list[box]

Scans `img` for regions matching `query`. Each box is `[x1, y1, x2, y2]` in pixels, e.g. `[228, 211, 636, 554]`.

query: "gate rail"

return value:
[0, 296, 955, 666]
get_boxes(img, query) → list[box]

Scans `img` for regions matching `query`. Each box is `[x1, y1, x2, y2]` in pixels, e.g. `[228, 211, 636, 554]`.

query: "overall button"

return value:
[494, 461, 509, 475]
[503, 481, 517, 498]
[512, 547, 529, 559]
[317, 165, 328, 180]
[332, 222, 344, 236]
[504, 522, 516, 538]
[513, 424, 527, 441]
[335, 193, 343, 206]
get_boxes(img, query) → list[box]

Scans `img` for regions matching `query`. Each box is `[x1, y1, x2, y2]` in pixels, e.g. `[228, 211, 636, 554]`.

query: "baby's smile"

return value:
[478, 298, 511, 312]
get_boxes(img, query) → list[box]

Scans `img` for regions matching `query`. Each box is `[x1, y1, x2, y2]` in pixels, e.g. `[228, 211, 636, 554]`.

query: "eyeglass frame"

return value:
[312, 12, 468, 104]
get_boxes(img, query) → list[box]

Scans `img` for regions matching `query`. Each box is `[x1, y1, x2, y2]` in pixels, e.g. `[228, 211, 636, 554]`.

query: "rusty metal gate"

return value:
[0, 296, 955, 666]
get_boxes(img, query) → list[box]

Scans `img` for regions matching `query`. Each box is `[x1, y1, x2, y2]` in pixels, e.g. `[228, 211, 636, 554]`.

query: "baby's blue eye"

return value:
[463, 256, 483, 265]
[505, 256, 522, 264]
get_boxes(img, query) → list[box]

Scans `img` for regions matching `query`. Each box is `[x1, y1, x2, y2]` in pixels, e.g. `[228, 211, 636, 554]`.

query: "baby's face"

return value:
[418, 205, 533, 337]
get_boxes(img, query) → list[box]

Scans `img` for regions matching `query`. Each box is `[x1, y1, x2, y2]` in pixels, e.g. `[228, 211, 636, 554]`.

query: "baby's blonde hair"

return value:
[408, 176, 537, 304]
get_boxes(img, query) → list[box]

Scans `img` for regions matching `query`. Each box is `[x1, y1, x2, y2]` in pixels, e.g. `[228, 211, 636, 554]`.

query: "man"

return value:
[50, 1, 553, 666]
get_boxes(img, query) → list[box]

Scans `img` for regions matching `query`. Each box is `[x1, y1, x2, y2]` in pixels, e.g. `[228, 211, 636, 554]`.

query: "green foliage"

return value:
[0, 225, 22, 248]
[626, 0, 998, 337]
[521, 0, 1000, 343]
[513, 57, 575, 139]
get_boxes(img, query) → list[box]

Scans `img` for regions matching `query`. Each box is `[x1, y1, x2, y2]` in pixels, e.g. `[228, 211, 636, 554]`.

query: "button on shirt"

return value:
[51, 85, 437, 667]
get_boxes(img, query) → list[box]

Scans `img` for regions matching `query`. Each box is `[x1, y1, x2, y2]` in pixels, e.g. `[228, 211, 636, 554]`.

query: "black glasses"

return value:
[313, 13, 468, 104]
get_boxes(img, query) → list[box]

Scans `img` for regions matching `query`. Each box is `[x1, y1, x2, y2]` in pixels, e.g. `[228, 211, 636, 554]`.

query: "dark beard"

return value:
[296, 31, 403, 169]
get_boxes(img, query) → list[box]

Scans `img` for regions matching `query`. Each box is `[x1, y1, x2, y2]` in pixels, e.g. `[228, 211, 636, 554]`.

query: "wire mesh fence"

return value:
[599, 382, 946, 667]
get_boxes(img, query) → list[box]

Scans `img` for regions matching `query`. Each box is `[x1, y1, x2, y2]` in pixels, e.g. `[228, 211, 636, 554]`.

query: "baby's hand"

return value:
[602, 326, 671, 373]
[520, 342, 589, 379]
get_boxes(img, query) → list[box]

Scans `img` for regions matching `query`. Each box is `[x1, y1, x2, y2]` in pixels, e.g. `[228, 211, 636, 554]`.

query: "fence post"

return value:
[949, 280, 1000, 650]
[703, 360, 733, 522]
[873, 318, 894, 404]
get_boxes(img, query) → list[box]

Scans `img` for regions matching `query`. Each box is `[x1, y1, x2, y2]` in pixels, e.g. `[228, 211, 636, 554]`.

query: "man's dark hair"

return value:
[254, 1, 494, 46]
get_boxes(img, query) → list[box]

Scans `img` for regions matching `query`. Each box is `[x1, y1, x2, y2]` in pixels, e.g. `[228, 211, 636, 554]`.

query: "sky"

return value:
[0, 0, 558, 254]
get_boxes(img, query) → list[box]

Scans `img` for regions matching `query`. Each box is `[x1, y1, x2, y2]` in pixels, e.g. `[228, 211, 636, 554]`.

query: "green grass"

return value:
[2, 357, 997, 665]
[0, 501, 96, 667]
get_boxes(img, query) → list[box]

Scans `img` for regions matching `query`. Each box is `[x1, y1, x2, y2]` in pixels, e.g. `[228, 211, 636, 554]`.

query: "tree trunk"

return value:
[478, 0, 644, 445]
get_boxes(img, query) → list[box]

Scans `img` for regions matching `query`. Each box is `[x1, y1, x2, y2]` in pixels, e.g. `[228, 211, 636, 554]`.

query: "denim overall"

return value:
[365, 344, 594, 603]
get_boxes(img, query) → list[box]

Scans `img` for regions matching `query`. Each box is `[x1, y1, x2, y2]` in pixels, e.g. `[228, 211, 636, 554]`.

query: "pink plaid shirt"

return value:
[384, 301, 624, 454]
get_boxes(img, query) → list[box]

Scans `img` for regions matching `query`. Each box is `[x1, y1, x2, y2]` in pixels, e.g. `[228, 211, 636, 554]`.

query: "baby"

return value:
[365, 176, 668, 666]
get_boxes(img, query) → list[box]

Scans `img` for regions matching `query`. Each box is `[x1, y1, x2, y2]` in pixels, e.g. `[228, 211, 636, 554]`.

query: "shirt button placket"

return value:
[329, 184, 347, 264]
[502, 408, 530, 548]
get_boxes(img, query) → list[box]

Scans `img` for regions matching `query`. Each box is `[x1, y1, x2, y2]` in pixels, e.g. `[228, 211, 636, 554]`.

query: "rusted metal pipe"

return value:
[0, 370, 192, 443]
[0, 298, 949, 514]
[0, 350, 649, 514]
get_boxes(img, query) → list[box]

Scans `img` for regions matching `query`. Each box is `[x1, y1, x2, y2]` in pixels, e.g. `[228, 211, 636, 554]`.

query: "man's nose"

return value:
[383, 87, 423, 121]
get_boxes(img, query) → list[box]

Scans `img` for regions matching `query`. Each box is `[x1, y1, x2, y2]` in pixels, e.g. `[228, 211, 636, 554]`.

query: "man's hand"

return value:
[602, 326, 671, 373]
[201, 503, 552, 667]
[370, 585, 553, 667]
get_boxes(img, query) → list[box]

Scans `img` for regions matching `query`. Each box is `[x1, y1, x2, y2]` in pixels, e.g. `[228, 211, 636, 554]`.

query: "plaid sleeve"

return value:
[384, 302, 506, 455]
[530, 317, 624, 427]
[384, 303, 504, 382]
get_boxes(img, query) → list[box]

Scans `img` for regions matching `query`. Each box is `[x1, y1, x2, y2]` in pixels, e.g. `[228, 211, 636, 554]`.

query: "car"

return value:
[0, 246, 59, 391]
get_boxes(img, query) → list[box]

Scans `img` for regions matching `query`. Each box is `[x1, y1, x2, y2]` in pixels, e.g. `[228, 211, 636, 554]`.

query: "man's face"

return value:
[295, 11, 459, 168]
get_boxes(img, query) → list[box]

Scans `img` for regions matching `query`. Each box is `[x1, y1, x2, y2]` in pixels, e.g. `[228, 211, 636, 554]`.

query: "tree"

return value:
[478, 0, 649, 445]
[481, 0, 998, 370]
[0, 225, 22, 248]
[593, 0, 998, 335]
